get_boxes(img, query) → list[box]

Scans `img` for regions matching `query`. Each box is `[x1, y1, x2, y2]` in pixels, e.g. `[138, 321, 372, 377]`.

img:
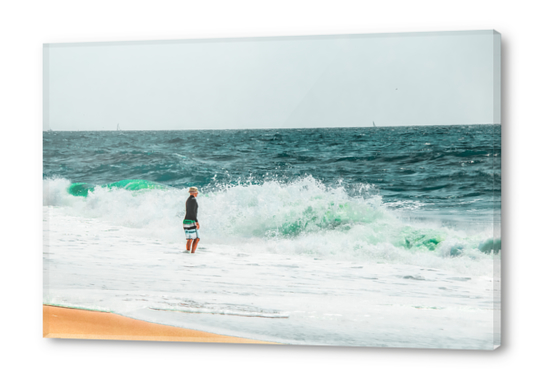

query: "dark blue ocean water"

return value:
[43, 125, 501, 218]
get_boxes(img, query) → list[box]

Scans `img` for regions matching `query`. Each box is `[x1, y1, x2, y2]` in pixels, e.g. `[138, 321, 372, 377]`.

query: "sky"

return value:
[44, 30, 500, 131]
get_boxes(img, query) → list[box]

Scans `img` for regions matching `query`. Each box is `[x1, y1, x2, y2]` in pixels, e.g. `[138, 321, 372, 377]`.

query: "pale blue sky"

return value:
[44, 30, 500, 131]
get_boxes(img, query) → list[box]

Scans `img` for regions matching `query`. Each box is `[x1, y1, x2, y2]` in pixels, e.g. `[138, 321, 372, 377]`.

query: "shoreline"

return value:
[43, 305, 276, 344]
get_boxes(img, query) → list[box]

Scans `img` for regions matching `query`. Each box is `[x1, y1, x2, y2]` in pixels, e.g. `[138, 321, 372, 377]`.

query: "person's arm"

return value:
[198, 201, 199, 229]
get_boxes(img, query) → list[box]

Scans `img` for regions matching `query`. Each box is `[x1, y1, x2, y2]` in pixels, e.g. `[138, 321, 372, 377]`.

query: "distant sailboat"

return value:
[373, 121, 376, 127]
[117, 123, 120, 131]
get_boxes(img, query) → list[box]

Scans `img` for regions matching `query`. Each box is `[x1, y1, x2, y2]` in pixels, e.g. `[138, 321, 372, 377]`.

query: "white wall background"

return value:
[0, 0, 537, 378]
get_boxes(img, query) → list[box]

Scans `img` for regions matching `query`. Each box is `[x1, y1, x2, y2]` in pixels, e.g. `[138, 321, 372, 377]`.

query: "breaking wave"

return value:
[44, 176, 499, 274]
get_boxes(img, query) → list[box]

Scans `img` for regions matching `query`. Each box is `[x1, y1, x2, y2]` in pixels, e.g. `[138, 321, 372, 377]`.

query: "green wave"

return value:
[265, 201, 381, 238]
[400, 226, 444, 251]
[68, 179, 168, 197]
[478, 238, 501, 254]
[267, 203, 498, 255]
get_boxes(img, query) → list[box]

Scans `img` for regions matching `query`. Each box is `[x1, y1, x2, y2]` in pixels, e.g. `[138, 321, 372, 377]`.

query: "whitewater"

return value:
[43, 126, 501, 349]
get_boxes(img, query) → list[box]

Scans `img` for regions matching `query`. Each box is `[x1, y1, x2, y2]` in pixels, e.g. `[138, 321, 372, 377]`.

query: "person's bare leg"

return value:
[186, 239, 193, 252]
[191, 238, 200, 254]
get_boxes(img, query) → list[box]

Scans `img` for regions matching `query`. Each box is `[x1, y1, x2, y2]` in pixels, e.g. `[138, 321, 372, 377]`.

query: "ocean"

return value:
[43, 125, 501, 349]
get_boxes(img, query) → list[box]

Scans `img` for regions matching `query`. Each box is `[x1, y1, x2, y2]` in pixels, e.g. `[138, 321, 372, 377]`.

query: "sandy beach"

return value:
[43, 305, 274, 344]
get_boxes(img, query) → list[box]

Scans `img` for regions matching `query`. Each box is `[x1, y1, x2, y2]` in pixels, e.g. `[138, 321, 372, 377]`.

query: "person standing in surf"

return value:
[183, 187, 200, 254]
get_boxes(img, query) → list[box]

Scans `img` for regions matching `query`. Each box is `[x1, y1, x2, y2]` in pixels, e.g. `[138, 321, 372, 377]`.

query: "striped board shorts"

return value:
[183, 220, 200, 240]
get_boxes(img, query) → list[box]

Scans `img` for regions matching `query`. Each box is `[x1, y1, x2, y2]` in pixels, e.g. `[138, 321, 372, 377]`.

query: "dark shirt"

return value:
[184, 195, 198, 222]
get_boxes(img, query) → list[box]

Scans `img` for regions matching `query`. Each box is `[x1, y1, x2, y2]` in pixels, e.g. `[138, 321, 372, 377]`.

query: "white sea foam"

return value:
[43, 177, 499, 275]
[43, 204, 499, 348]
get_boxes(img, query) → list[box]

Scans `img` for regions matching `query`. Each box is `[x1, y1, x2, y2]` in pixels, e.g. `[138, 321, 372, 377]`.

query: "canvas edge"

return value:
[42, 29, 498, 48]
[492, 30, 502, 350]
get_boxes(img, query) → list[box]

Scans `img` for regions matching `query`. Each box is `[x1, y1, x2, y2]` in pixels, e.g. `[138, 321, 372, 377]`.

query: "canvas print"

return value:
[43, 30, 501, 349]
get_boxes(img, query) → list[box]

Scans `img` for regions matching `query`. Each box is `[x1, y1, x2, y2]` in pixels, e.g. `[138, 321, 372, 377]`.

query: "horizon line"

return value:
[44, 123, 501, 132]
